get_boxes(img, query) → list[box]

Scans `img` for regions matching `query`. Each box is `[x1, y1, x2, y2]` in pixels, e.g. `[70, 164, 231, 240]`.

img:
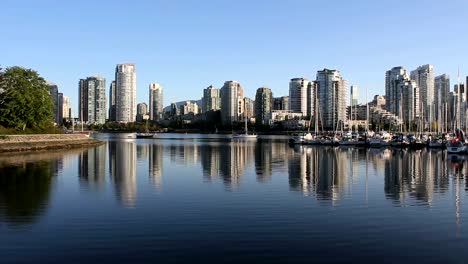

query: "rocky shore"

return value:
[0, 134, 103, 152]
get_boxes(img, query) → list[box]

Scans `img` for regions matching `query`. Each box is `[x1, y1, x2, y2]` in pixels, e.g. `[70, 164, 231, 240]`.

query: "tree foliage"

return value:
[0, 66, 53, 130]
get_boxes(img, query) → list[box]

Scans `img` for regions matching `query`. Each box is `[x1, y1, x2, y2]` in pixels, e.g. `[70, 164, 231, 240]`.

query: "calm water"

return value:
[1, 133, 468, 263]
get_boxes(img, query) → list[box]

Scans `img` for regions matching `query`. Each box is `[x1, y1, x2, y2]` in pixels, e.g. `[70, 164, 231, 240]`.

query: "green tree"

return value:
[0, 66, 53, 130]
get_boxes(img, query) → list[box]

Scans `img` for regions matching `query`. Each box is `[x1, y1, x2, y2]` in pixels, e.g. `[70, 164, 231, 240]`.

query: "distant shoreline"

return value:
[0, 134, 104, 153]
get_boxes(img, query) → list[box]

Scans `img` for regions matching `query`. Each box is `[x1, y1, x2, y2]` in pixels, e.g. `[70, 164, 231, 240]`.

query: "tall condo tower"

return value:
[255, 87, 273, 125]
[47, 82, 60, 124]
[410, 64, 434, 124]
[434, 74, 450, 132]
[109, 81, 116, 121]
[350, 85, 359, 106]
[79, 76, 107, 124]
[220, 80, 244, 124]
[115, 63, 136, 123]
[385, 66, 420, 126]
[316, 69, 347, 130]
[289, 78, 309, 116]
[149, 83, 163, 121]
[202, 85, 221, 112]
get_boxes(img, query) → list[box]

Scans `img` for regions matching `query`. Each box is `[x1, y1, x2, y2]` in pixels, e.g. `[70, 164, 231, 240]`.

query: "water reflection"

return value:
[79, 144, 106, 191]
[0, 159, 60, 227]
[384, 149, 449, 206]
[200, 144, 221, 181]
[109, 141, 136, 208]
[218, 142, 255, 190]
[3, 138, 468, 226]
[136, 144, 148, 162]
[149, 144, 163, 190]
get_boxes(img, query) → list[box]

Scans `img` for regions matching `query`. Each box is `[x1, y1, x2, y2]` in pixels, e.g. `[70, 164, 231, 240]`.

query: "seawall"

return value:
[0, 134, 103, 153]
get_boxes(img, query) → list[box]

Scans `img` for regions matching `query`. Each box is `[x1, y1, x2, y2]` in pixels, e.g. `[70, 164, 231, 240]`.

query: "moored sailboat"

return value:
[233, 116, 257, 140]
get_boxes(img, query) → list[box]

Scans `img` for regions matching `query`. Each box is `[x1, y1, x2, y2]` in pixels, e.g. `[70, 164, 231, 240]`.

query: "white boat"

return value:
[136, 133, 155, 138]
[136, 120, 155, 138]
[232, 134, 257, 139]
[233, 116, 257, 140]
[290, 132, 312, 144]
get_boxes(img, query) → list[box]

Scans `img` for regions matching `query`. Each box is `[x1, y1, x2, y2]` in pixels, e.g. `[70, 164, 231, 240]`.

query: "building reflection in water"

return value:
[288, 146, 347, 200]
[78, 144, 106, 191]
[447, 157, 466, 231]
[109, 141, 136, 208]
[255, 142, 272, 182]
[149, 144, 163, 190]
[137, 144, 149, 162]
[0, 157, 62, 227]
[219, 141, 254, 190]
[200, 143, 221, 181]
[169, 144, 199, 166]
[383, 149, 449, 206]
[189, 141, 256, 190]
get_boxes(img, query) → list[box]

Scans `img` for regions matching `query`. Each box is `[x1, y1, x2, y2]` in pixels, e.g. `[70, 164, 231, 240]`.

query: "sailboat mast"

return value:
[400, 92, 403, 133]
[350, 89, 352, 131]
[315, 87, 319, 136]
[457, 68, 461, 130]
[245, 115, 248, 135]
[366, 88, 369, 134]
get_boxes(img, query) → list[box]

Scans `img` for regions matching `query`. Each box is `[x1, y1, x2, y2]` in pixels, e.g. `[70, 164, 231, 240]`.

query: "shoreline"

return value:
[0, 134, 104, 153]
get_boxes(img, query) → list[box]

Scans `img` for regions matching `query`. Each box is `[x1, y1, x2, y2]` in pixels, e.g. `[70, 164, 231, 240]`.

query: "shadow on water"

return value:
[0, 160, 60, 228]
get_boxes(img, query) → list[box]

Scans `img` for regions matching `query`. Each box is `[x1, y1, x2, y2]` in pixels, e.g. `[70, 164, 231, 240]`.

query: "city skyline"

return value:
[2, 0, 467, 113]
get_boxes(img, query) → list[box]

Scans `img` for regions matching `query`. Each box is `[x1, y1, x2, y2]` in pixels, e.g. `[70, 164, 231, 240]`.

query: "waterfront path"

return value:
[0, 134, 103, 152]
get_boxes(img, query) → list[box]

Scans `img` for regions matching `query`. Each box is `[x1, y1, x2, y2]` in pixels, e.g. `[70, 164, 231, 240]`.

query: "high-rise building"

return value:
[289, 78, 309, 116]
[220, 80, 244, 124]
[273, 96, 289, 111]
[386, 67, 407, 115]
[350, 85, 359, 106]
[48, 82, 60, 124]
[201, 85, 221, 112]
[410, 64, 434, 123]
[316, 69, 347, 129]
[401, 80, 420, 125]
[306, 81, 316, 119]
[149, 82, 163, 121]
[434, 74, 450, 131]
[79, 76, 107, 124]
[385, 67, 419, 125]
[244, 97, 255, 119]
[57, 93, 64, 125]
[450, 84, 465, 127]
[115, 63, 136, 123]
[62, 95, 71, 120]
[255, 87, 273, 125]
[109, 81, 116, 121]
[136, 102, 148, 122]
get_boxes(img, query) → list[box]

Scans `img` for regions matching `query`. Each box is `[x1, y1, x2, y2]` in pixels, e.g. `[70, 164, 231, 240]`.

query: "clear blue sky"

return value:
[2, 0, 468, 115]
